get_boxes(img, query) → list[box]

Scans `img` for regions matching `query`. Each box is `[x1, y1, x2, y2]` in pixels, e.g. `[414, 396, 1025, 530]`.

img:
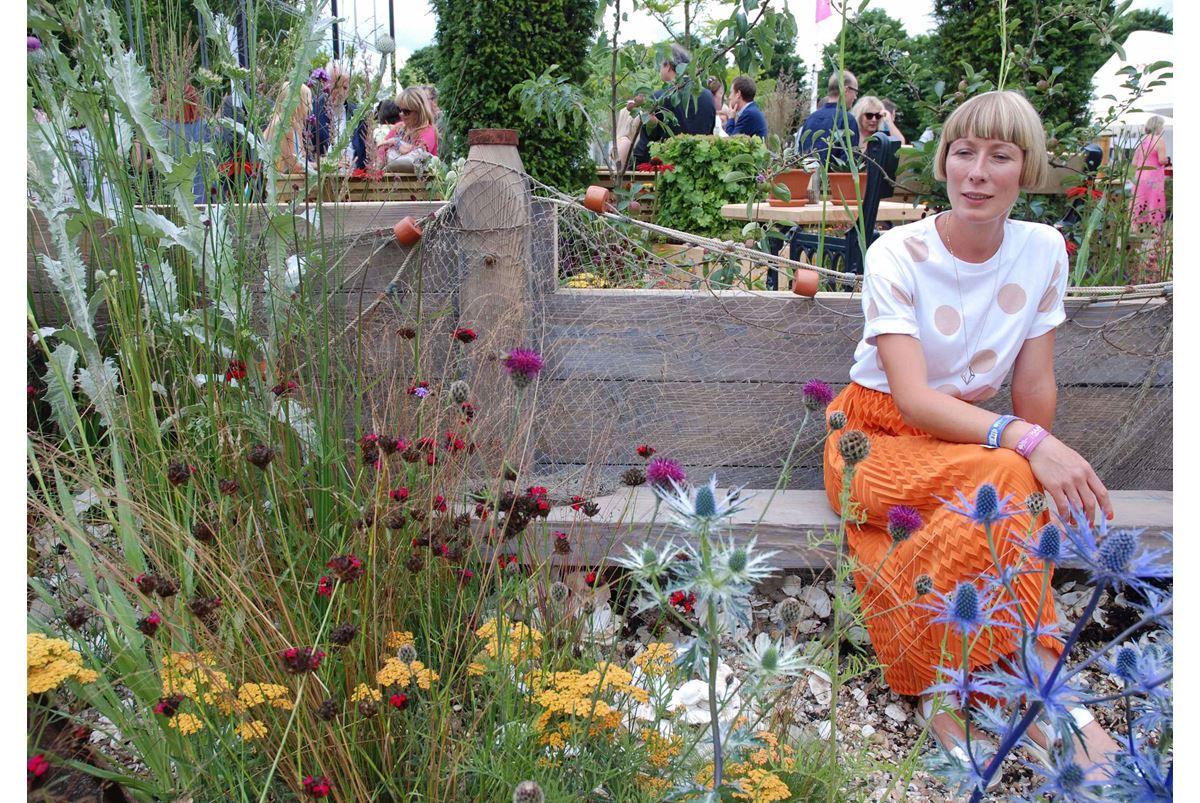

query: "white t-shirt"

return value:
[849, 213, 1069, 403]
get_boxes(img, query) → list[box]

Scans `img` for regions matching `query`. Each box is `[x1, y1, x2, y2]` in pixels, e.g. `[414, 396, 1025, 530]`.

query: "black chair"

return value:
[781, 132, 901, 284]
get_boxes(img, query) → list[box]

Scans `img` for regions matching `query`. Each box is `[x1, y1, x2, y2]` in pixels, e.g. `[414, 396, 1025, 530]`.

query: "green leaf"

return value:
[771, 183, 791, 202]
[41, 342, 79, 446]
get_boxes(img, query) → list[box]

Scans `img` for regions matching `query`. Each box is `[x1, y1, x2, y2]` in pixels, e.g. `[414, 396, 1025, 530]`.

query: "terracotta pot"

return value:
[792, 268, 820, 297]
[827, 172, 868, 205]
[584, 185, 614, 214]
[393, 216, 423, 246]
[768, 169, 812, 207]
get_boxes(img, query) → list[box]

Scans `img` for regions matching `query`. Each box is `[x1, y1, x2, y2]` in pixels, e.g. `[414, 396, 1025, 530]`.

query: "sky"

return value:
[333, 0, 1174, 72]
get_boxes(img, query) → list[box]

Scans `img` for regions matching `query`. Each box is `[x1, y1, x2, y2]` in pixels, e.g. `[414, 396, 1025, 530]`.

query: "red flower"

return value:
[570, 495, 586, 511]
[527, 486, 548, 497]
[280, 646, 326, 674]
[154, 693, 187, 717]
[134, 573, 158, 594]
[137, 611, 162, 636]
[584, 570, 599, 586]
[453, 328, 477, 343]
[498, 553, 518, 568]
[459, 569, 475, 582]
[388, 693, 409, 710]
[452, 438, 466, 451]
[406, 381, 431, 397]
[475, 503, 489, 521]
[326, 554, 365, 583]
[670, 590, 696, 613]
[272, 379, 299, 395]
[167, 461, 195, 486]
[1065, 239, 1078, 257]
[302, 774, 332, 798]
[389, 487, 410, 502]
[224, 360, 248, 382]
[636, 444, 656, 458]
[417, 436, 436, 452]
[426, 452, 437, 466]
[27, 754, 49, 779]
[317, 575, 334, 597]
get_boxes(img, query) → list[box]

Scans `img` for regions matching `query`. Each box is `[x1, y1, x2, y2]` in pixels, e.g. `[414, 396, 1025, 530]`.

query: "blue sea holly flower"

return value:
[923, 664, 1006, 711]
[922, 580, 1016, 638]
[1029, 746, 1109, 802]
[653, 475, 749, 530]
[1059, 507, 1171, 592]
[1104, 741, 1173, 803]
[938, 483, 1019, 527]
[1017, 523, 1062, 564]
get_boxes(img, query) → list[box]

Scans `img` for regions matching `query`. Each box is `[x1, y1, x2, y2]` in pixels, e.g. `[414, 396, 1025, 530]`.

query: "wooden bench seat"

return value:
[538, 488, 1172, 570]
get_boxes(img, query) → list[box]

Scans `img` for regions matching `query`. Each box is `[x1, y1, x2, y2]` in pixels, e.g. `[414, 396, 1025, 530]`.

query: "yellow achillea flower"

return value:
[376, 659, 440, 689]
[234, 720, 267, 741]
[168, 713, 205, 735]
[162, 651, 230, 703]
[27, 633, 99, 695]
[642, 729, 682, 769]
[563, 271, 612, 289]
[384, 631, 414, 649]
[631, 642, 676, 677]
[236, 683, 293, 711]
[467, 662, 487, 677]
[730, 768, 792, 802]
[350, 683, 382, 703]
[528, 664, 647, 736]
[471, 618, 544, 673]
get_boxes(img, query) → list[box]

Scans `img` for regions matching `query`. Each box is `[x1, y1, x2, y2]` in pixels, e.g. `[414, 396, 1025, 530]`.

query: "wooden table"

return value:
[720, 199, 929, 226]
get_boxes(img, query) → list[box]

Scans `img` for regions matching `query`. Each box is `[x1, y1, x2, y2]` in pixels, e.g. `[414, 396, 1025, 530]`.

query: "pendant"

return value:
[960, 367, 976, 385]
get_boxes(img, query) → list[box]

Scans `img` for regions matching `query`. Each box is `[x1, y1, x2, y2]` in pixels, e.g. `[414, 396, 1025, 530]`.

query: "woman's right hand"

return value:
[1027, 435, 1113, 526]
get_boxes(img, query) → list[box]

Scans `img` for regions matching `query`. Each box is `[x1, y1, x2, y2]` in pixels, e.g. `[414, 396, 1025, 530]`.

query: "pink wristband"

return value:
[1015, 424, 1050, 458]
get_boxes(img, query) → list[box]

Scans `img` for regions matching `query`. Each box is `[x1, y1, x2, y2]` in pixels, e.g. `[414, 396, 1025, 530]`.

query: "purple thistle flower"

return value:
[28, 36, 42, 52]
[645, 456, 686, 489]
[503, 348, 544, 389]
[886, 505, 923, 543]
[309, 67, 330, 86]
[938, 483, 1019, 527]
[802, 379, 834, 411]
[413, 386, 430, 399]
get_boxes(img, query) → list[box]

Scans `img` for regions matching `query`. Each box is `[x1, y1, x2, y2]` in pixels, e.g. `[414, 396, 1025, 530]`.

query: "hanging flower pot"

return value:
[584, 185, 614, 214]
[792, 268, 820, 297]
[393, 216, 422, 246]
[827, 172, 868, 206]
[768, 169, 812, 207]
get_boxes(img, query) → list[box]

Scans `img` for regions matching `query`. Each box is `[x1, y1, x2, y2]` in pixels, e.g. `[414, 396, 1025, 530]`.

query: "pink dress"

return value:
[1132, 135, 1168, 230]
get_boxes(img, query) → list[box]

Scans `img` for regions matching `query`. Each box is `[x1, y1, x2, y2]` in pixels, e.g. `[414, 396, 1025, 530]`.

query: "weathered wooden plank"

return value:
[532, 488, 1171, 569]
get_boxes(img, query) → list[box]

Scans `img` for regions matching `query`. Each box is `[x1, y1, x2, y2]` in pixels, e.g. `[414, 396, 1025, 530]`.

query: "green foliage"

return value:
[818, 9, 918, 113]
[432, 0, 598, 190]
[650, 135, 770, 238]
[1114, 8, 1173, 40]
[401, 44, 439, 86]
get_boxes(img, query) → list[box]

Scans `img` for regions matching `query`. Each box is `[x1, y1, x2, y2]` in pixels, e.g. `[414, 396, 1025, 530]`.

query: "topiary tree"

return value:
[432, 0, 597, 189]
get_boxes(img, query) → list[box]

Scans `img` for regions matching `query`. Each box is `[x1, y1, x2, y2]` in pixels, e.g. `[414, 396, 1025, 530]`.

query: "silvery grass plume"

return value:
[920, 496, 1173, 802]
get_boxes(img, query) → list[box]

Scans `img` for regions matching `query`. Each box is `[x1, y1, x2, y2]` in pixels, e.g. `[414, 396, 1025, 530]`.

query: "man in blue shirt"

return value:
[723, 76, 768, 139]
[795, 70, 859, 168]
[632, 44, 717, 165]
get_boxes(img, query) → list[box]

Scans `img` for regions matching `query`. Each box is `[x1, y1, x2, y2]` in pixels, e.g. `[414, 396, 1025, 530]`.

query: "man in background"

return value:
[723, 75, 767, 139]
[795, 70, 859, 166]
[632, 44, 716, 165]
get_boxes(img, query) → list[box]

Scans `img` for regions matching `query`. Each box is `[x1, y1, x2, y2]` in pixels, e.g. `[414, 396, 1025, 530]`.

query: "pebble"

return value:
[884, 703, 907, 723]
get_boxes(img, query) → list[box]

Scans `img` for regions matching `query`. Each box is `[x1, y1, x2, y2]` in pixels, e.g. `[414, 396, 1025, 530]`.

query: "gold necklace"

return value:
[943, 213, 1003, 386]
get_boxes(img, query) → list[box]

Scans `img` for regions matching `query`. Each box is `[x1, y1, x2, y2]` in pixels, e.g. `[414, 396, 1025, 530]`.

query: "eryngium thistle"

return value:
[330, 623, 359, 646]
[837, 429, 871, 465]
[512, 780, 545, 803]
[396, 644, 418, 662]
[778, 597, 804, 626]
[621, 467, 646, 486]
[581, 500, 600, 517]
[1114, 645, 1139, 682]
[828, 410, 847, 430]
[549, 581, 570, 604]
[915, 574, 933, 597]
[247, 443, 276, 470]
[1025, 491, 1048, 517]
[376, 34, 396, 54]
[1098, 530, 1137, 575]
[449, 380, 470, 404]
[1034, 524, 1062, 562]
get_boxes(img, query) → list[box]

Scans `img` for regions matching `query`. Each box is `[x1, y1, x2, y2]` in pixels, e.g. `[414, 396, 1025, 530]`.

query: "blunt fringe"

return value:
[934, 91, 1048, 190]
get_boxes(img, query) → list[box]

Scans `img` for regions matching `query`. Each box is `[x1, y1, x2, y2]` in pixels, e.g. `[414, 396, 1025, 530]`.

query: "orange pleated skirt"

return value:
[822, 383, 1063, 696]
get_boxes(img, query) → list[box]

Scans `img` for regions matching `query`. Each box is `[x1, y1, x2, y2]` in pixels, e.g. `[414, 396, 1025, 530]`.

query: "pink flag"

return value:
[815, 0, 832, 23]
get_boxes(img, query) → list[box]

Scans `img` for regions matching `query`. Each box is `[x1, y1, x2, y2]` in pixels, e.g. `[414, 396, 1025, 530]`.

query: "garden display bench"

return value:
[274, 173, 443, 203]
[595, 167, 660, 219]
[541, 488, 1172, 570]
[720, 200, 930, 226]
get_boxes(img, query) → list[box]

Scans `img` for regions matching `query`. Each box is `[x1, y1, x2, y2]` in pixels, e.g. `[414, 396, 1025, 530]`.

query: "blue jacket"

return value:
[724, 101, 767, 139]
[309, 94, 368, 170]
[632, 83, 717, 165]
[795, 101, 859, 168]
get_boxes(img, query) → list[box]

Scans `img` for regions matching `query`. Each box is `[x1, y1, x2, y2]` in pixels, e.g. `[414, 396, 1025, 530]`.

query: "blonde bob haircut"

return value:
[933, 90, 1048, 190]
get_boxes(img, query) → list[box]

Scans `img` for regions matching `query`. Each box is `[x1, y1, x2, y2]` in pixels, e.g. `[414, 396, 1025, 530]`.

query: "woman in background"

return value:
[263, 80, 313, 175]
[379, 87, 438, 166]
[851, 95, 887, 148]
[1129, 115, 1171, 282]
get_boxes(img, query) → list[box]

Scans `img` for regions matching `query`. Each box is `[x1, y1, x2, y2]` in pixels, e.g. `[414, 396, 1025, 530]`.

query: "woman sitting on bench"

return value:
[378, 87, 438, 172]
[823, 90, 1120, 787]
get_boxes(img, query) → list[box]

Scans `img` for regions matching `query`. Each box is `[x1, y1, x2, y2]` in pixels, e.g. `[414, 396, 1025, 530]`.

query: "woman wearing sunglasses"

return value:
[379, 87, 439, 170]
[851, 95, 888, 148]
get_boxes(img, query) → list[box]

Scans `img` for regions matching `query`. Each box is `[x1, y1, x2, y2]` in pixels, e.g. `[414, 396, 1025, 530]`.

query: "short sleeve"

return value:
[861, 239, 920, 346]
[1026, 233, 1070, 339]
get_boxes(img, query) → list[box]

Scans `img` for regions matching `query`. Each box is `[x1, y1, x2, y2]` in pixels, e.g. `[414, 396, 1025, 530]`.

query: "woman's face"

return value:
[944, 135, 1024, 226]
[860, 107, 884, 136]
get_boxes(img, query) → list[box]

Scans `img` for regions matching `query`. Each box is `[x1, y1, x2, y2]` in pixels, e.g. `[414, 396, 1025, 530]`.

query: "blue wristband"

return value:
[986, 415, 1021, 449]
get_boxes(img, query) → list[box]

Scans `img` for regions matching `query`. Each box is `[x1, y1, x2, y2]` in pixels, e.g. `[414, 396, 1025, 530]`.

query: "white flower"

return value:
[713, 535, 779, 587]
[741, 632, 811, 680]
[655, 475, 749, 530]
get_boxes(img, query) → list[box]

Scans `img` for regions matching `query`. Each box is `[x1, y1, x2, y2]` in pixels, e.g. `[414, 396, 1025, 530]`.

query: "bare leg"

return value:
[1032, 643, 1121, 781]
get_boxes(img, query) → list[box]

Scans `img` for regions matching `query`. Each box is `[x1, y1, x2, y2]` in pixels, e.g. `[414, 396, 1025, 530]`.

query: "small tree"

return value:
[817, 9, 917, 110]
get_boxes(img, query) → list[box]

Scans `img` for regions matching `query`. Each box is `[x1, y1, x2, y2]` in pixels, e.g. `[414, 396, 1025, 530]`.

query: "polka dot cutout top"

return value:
[849, 213, 1069, 402]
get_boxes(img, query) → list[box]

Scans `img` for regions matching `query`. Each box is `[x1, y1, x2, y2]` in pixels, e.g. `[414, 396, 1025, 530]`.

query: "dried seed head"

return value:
[358, 699, 379, 718]
[64, 605, 90, 630]
[218, 478, 239, 496]
[513, 781, 545, 803]
[549, 581, 570, 605]
[247, 443, 276, 470]
[396, 644, 419, 663]
[192, 521, 216, 544]
[621, 467, 646, 487]
[837, 429, 871, 465]
[315, 698, 338, 721]
[778, 597, 804, 626]
[330, 623, 359, 646]
[828, 410, 847, 430]
[449, 380, 470, 404]
[1025, 491, 1047, 517]
[915, 574, 933, 597]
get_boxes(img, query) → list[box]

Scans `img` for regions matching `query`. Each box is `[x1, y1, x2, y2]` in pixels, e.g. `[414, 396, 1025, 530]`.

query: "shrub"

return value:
[650, 135, 770, 238]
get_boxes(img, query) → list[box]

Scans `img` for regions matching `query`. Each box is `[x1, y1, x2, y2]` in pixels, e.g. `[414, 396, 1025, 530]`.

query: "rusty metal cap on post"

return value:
[468, 129, 520, 147]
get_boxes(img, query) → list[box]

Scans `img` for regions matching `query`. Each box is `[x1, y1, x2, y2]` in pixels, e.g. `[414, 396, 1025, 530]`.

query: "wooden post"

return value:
[452, 129, 535, 478]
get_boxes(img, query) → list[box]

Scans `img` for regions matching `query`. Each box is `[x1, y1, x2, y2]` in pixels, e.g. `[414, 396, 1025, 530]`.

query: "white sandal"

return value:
[916, 696, 1003, 791]
[1026, 704, 1096, 765]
